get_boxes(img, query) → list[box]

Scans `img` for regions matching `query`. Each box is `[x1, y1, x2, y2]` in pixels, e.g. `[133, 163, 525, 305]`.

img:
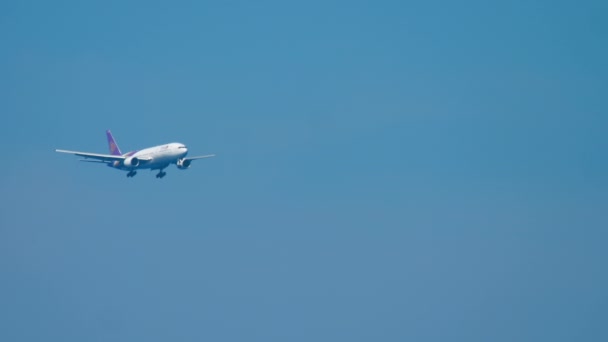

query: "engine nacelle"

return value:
[177, 158, 191, 170]
[123, 157, 140, 167]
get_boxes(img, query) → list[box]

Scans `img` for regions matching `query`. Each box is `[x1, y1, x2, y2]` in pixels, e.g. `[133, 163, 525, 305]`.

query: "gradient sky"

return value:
[1, 1, 607, 341]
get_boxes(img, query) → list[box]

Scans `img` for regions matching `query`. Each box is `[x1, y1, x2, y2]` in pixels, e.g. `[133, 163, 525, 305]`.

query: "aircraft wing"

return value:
[184, 154, 216, 161]
[79, 159, 111, 163]
[55, 149, 126, 162]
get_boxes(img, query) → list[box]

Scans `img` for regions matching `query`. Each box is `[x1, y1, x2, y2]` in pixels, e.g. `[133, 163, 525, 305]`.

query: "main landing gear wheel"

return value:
[155, 171, 166, 179]
[127, 171, 137, 178]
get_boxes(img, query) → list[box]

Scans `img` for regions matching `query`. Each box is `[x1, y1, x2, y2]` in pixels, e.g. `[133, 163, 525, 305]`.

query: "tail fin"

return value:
[106, 130, 123, 156]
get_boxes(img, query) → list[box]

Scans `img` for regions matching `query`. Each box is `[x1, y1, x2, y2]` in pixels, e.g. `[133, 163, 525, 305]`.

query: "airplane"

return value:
[56, 130, 215, 178]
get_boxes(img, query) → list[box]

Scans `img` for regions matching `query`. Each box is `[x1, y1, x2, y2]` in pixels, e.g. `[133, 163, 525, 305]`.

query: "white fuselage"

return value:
[115, 142, 188, 171]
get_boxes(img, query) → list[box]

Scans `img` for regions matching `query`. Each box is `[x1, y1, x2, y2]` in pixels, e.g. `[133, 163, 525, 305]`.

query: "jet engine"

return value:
[123, 157, 140, 167]
[177, 158, 191, 169]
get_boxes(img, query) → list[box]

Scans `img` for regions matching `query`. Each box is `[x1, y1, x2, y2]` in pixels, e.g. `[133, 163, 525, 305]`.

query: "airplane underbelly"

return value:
[146, 154, 174, 170]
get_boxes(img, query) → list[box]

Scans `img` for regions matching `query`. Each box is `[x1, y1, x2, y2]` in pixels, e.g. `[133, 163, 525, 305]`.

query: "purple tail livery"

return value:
[106, 130, 123, 156]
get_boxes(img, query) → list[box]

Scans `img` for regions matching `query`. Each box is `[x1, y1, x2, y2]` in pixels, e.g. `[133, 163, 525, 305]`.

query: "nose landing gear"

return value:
[155, 170, 166, 179]
[127, 171, 137, 178]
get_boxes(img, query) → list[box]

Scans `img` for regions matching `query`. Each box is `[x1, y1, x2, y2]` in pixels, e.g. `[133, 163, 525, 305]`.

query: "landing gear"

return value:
[155, 171, 166, 179]
[127, 171, 137, 178]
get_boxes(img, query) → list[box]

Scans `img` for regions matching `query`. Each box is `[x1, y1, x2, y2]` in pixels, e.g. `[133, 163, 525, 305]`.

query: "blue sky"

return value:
[1, 1, 607, 341]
